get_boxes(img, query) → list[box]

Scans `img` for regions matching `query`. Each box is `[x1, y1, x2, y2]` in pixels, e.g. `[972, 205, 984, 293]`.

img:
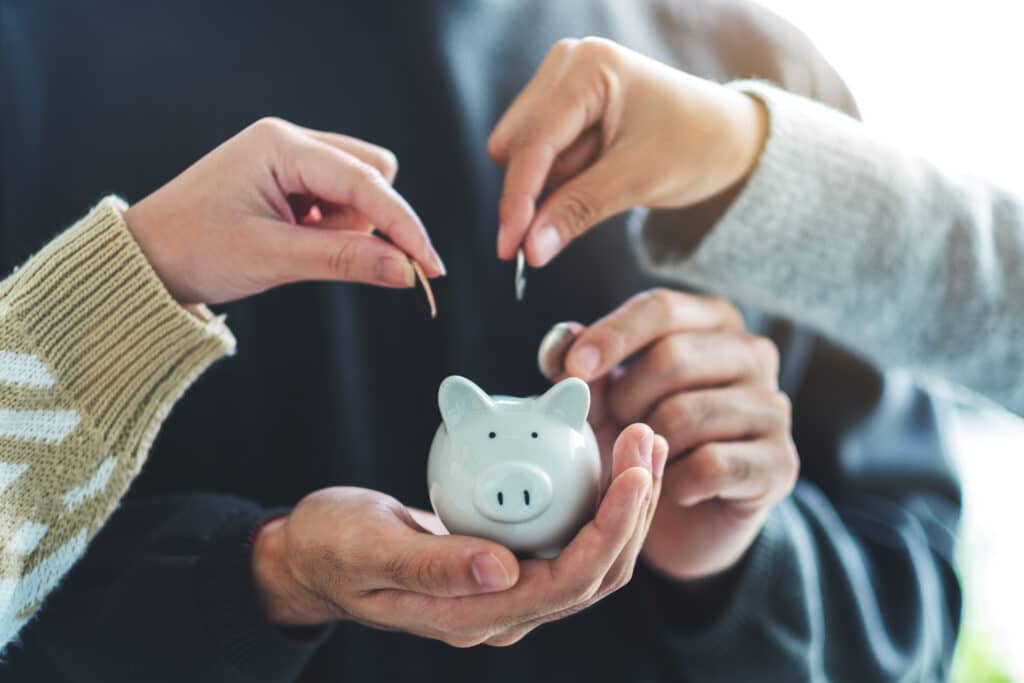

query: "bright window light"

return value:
[757, 2, 1024, 679]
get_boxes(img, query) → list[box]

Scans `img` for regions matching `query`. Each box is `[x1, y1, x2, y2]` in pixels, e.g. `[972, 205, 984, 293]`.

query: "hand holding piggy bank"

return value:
[427, 376, 602, 557]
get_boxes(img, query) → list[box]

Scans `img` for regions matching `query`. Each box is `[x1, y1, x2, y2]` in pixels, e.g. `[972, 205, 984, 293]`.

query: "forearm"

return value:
[0, 198, 234, 648]
[642, 485, 960, 681]
[635, 81, 1024, 416]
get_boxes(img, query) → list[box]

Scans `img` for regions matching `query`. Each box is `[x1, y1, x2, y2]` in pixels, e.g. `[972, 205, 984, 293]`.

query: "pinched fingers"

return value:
[252, 118, 445, 277]
[566, 289, 745, 382]
[266, 227, 418, 289]
[490, 38, 622, 261]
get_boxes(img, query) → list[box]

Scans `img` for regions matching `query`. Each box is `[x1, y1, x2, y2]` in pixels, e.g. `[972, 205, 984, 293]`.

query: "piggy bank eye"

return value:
[489, 431, 497, 439]
[531, 432, 538, 439]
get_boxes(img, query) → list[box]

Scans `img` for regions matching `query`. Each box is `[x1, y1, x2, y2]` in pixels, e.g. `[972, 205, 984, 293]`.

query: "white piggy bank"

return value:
[427, 376, 601, 558]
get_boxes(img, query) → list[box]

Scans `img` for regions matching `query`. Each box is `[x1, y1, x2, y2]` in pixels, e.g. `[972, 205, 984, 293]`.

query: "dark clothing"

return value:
[0, 1, 960, 681]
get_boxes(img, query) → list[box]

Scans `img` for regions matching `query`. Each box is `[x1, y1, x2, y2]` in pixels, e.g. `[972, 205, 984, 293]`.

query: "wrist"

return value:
[713, 90, 769, 197]
[252, 517, 325, 627]
[122, 198, 189, 304]
[252, 515, 349, 628]
[731, 92, 769, 186]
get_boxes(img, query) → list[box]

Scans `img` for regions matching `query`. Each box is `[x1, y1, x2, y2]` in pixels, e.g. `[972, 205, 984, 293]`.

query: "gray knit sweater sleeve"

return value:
[633, 80, 1024, 416]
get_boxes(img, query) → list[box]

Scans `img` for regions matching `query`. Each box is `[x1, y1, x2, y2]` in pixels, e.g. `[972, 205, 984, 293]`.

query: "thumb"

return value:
[524, 152, 631, 267]
[266, 223, 418, 289]
[380, 528, 520, 597]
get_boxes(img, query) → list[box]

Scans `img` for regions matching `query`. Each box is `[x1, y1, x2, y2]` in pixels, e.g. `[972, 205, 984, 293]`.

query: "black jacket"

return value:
[0, 1, 960, 681]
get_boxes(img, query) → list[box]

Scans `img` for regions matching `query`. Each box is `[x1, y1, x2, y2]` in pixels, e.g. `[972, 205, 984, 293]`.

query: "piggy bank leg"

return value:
[535, 547, 561, 560]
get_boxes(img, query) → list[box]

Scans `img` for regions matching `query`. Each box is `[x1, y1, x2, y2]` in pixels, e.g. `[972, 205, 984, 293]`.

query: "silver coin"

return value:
[515, 248, 527, 301]
[537, 322, 579, 380]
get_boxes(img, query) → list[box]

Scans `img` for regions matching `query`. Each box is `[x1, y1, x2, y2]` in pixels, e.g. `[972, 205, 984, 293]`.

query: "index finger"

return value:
[566, 289, 743, 381]
[491, 50, 608, 260]
[278, 135, 445, 277]
[297, 127, 400, 183]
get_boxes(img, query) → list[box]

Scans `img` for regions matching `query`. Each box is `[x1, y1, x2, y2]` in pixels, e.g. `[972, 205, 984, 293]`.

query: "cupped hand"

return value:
[488, 37, 767, 266]
[124, 117, 445, 305]
[252, 423, 666, 647]
[558, 289, 798, 581]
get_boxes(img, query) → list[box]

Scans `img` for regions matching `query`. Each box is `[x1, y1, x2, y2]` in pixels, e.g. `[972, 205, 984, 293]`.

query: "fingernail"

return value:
[533, 224, 560, 264]
[571, 344, 601, 379]
[471, 552, 511, 591]
[431, 247, 447, 276]
[377, 257, 415, 286]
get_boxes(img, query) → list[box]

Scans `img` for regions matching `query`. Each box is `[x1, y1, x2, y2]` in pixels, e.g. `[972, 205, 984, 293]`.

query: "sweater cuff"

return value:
[631, 81, 885, 309]
[645, 500, 807, 668]
[195, 508, 329, 681]
[3, 196, 235, 460]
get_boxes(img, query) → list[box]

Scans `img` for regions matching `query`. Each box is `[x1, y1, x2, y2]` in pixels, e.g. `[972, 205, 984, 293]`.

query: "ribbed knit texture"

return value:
[0, 197, 235, 648]
[635, 80, 1024, 417]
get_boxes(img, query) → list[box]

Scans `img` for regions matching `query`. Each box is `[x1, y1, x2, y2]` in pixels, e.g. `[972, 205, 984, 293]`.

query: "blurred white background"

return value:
[757, 1, 1024, 679]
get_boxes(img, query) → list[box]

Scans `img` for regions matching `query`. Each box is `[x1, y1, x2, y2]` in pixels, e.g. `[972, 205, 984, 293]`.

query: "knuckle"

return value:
[555, 186, 599, 238]
[354, 159, 386, 187]
[415, 555, 452, 594]
[645, 288, 682, 323]
[577, 36, 619, 63]
[693, 444, 730, 482]
[444, 635, 482, 649]
[681, 393, 713, 429]
[608, 564, 635, 593]
[375, 149, 399, 180]
[711, 297, 745, 329]
[750, 336, 781, 377]
[754, 387, 791, 432]
[652, 395, 694, 443]
[564, 576, 601, 606]
[551, 37, 581, 58]
[326, 239, 360, 279]
[580, 578, 603, 604]
[487, 628, 531, 648]
[659, 335, 690, 373]
[771, 390, 793, 427]
[251, 116, 289, 139]
[498, 193, 519, 220]
[778, 437, 801, 491]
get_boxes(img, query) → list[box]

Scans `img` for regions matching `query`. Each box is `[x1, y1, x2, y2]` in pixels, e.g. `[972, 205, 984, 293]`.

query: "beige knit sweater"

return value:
[0, 198, 235, 648]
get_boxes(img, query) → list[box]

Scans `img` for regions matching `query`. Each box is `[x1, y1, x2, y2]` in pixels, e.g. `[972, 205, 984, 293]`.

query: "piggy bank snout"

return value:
[473, 462, 553, 524]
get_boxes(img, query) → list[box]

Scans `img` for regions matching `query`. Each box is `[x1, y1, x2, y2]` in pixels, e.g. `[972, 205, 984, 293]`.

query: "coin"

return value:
[537, 322, 579, 380]
[515, 248, 527, 301]
[411, 259, 437, 319]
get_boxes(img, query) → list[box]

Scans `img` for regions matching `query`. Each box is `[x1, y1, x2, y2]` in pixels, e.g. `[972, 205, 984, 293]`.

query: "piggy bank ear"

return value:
[438, 376, 495, 429]
[536, 377, 590, 431]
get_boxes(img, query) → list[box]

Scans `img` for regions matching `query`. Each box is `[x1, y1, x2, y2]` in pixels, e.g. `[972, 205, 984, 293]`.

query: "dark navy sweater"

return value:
[0, 1, 960, 681]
